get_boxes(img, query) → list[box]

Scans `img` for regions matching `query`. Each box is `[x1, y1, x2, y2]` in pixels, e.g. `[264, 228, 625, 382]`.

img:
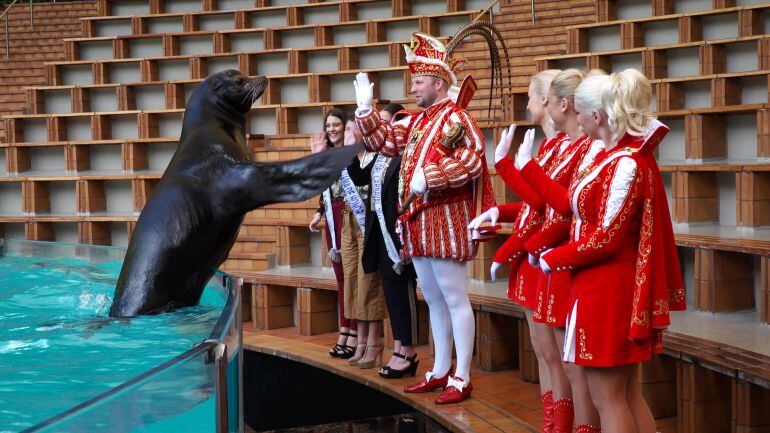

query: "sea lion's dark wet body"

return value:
[109, 70, 358, 317]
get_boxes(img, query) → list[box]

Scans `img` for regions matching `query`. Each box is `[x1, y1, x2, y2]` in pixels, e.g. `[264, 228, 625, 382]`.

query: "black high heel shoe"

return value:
[329, 332, 357, 358]
[379, 353, 419, 379]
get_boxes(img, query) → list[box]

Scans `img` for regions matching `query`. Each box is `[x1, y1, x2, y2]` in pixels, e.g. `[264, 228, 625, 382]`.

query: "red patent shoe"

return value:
[575, 424, 601, 433]
[434, 375, 473, 405]
[404, 367, 452, 393]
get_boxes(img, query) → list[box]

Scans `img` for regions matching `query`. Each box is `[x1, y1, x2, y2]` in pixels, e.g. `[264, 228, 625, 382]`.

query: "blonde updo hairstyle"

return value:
[531, 69, 560, 98]
[550, 68, 587, 103]
[574, 68, 653, 141]
[529, 69, 561, 137]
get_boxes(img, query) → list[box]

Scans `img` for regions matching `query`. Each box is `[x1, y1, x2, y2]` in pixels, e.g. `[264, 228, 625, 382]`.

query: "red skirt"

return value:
[507, 260, 540, 310]
[563, 245, 657, 367]
[532, 271, 570, 327]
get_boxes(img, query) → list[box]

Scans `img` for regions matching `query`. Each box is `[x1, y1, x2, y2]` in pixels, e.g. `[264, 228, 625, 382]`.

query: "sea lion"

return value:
[109, 70, 358, 317]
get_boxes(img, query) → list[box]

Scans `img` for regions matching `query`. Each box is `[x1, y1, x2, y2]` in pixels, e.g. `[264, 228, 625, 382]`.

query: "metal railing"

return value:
[1, 0, 33, 58]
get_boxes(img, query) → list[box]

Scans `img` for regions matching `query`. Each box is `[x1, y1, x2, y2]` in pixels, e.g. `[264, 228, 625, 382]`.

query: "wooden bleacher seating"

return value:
[2, 0, 770, 431]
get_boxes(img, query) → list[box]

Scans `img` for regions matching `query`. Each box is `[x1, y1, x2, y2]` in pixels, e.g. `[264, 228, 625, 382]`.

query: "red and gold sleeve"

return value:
[524, 218, 570, 256]
[423, 110, 485, 191]
[494, 157, 545, 209]
[497, 202, 523, 223]
[543, 157, 643, 271]
[356, 109, 410, 158]
[493, 235, 525, 264]
[519, 159, 572, 216]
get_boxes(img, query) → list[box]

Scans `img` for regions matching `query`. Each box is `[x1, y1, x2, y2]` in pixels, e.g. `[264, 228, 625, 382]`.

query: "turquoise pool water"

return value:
[0, 246, 227, 432]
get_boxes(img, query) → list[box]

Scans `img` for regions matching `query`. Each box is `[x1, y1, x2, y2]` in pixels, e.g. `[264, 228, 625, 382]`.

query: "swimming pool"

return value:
[0, 239, 243, 433]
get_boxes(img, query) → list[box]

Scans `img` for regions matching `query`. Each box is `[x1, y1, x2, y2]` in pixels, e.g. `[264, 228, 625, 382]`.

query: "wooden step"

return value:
[231, 234, 276, 254]
[221, 251, 276, 272]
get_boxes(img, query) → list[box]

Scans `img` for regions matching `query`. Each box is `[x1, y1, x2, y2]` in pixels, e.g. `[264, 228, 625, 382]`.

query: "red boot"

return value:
[541, 390, 554, 433]
[575, 424, 601, 433]
[553, 397, 574, 433]
[404, 367, 452, 393]
[434, 375, 472, 405]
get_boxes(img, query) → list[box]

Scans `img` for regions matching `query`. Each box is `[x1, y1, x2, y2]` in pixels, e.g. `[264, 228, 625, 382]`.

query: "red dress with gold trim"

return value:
[519, 135, 601, 326]
[492, 133, 568, 309]
[356, 98, 496, 262]
[541, 133, 686, 367]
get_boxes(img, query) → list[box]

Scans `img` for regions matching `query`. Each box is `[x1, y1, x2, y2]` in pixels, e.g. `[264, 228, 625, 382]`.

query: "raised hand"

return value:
[494, 124, 516, 164]
[310, 132, 327, 154]
[353, 72, 374, 112]
[515, 129, 536, 170]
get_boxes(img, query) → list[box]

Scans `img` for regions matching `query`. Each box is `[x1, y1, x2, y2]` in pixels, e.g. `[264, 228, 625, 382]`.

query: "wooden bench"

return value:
[64, 10, 478, 62]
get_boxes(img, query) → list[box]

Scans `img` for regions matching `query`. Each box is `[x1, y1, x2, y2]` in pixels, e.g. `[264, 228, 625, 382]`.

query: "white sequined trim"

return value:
[602, 157, 637, 230]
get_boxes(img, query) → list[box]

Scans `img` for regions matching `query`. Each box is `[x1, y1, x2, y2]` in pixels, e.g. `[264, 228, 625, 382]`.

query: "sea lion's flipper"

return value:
[233, 144, 361, 211]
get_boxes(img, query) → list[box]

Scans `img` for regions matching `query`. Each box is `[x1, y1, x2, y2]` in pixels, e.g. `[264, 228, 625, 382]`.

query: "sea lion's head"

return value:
[199, 69, 267, 115]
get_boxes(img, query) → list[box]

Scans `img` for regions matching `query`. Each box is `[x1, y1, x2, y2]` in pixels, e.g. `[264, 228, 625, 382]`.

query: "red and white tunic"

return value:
[493, 133, 568, 308]
[519, 134, 603, 326]
[356, 98, 495, 262]
[542, 133, 685, 367]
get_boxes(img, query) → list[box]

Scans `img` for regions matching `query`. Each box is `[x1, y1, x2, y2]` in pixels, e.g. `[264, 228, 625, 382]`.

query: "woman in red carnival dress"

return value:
[469, 69, 578, 433]
[514, 69, 606, 433]
[534, 69, 686, 433]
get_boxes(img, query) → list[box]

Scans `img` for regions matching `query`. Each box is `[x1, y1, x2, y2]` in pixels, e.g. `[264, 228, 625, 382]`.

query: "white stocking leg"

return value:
[431, 258, 473, 382]
[412, 256, 453, 378]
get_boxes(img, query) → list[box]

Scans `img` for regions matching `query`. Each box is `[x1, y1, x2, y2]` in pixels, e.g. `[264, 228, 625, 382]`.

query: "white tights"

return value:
[412, 257, 474, 382]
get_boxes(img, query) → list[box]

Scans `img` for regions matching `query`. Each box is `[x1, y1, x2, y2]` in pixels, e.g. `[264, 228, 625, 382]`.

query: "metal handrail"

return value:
[2, 0, 33, 58]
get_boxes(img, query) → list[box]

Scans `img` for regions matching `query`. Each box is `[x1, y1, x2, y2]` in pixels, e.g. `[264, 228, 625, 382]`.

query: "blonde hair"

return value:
[531, 69, 560, 98]
[550, 69, 587, 101]
[575, 68, 652, 141]
[530, 69, 560, 137]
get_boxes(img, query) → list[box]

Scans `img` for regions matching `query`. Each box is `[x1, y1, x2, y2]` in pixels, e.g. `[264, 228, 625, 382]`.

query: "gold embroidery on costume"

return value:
[546, 294, 556, 324]
[578, 328, 593, 360]
[631, 179, 654, 328]
[576, 175, 640, 253]
[516, 273, 526, 301]
[533, 291, 543, 320]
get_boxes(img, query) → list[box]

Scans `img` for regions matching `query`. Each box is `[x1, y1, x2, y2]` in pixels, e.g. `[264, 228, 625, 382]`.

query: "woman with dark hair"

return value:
[379, 103, 405, 122]
[364, 104, 420, 378]
[309, 108, 358, 358]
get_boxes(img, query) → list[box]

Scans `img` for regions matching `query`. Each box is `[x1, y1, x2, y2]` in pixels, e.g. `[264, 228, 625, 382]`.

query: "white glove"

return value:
[495, 124, 516, 164]
[515, 128, 536, 170]
[353, 72, 374, 113]
[528, 253, 539, 267]
[467, 206, 499, 230]
[490, 262, 502, 281]
[409, 167, 427, 195]
[539, 248, 554, 274]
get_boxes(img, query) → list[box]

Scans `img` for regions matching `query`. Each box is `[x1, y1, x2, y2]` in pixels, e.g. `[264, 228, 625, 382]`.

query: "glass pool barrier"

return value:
[0, 239, 243, 433]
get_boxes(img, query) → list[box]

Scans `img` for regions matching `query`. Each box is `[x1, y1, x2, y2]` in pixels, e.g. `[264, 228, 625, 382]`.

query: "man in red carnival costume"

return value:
[353, 32, 496, 404]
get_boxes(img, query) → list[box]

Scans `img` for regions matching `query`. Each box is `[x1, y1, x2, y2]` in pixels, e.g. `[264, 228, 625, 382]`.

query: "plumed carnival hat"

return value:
[404, 32, 464, 86]
[403, 21, 511, 116]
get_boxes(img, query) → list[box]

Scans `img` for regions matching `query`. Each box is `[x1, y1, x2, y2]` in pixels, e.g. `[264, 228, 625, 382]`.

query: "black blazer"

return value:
[362, 156, 417, 281]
